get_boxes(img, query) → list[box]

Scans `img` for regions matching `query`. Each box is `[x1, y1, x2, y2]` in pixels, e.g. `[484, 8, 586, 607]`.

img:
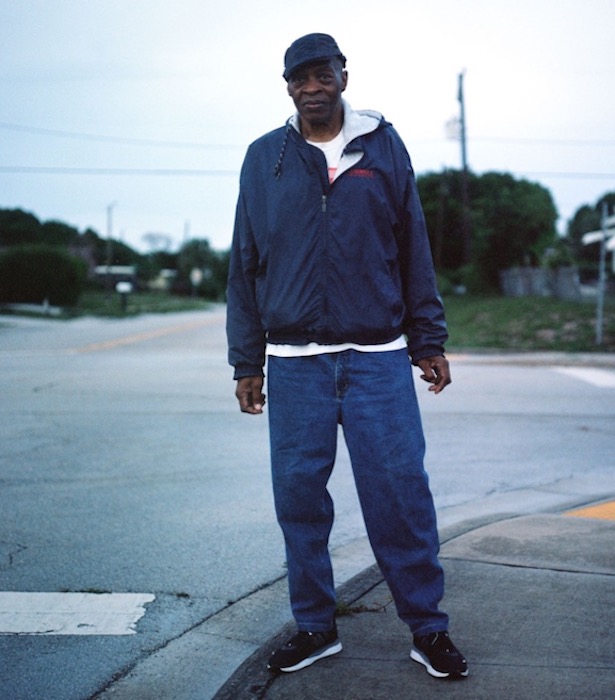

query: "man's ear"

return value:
[341, 70, 348, 92]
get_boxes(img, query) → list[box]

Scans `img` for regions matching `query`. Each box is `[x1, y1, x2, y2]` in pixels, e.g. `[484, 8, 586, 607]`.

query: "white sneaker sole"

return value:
[274, 640, 343, 673]
[410, 648, 469, 679]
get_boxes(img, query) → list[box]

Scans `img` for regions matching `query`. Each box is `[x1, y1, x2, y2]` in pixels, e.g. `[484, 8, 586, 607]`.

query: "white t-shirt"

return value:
[308, 130, 345, 183]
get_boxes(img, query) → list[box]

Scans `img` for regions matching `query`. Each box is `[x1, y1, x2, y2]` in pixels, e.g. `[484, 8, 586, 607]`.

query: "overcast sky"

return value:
[1, 0, 614, 252]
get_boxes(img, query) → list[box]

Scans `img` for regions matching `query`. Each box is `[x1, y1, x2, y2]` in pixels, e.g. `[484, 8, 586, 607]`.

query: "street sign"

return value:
[190, 268, 203, 287]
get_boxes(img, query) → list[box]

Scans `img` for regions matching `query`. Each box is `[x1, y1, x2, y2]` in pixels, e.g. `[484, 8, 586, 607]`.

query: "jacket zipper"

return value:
[321, 193, 329, 338]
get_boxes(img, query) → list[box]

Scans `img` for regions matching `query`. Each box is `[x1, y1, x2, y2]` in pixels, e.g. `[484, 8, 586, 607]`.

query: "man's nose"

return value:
[303, 76, 322, 93]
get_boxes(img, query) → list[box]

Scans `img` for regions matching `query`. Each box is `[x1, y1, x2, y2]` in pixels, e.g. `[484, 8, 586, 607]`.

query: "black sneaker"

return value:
[410, 631, 468, 679]
[267, 625, 342, 673]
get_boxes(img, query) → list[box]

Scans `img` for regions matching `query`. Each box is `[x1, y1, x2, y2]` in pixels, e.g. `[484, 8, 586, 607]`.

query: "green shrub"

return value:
[0, 244, 88, 306]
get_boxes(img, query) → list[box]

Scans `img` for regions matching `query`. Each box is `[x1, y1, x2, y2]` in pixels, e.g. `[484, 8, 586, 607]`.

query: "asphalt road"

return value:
[1, 307, 614, 699]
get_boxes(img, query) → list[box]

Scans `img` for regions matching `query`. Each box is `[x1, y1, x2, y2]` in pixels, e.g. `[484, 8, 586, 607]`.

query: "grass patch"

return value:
[70, 289, 212, 317]
[4, 288, 614, 353]
[335, 600, 388, 616]
[444, 295, 615, 353]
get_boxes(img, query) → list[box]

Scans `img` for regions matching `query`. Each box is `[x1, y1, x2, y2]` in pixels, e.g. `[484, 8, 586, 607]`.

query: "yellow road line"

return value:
[565, 501, 615, 521]
[71, 316, 220, 354]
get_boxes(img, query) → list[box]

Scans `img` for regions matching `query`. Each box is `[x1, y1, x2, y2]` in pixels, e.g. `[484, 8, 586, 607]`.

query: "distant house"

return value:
[93, 265, 136, 283]
[148, 269, 178, 291]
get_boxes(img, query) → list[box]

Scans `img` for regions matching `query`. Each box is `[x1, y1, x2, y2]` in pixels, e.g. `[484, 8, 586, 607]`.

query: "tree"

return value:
[106, 239, 142, 266]
[76, 228, 141, 268]
[142, 232, 173, 252]
[417, 170, 477, 272]
[417, 170, 558, 290]
[176, 238, 229, 300]
[137, 249, 178, 284]
[41, 220, 80, 247]
[473, 172, 558, 287]
[0, 245, 87, 306]
[566, 192, 615, 275]
[0, 208, 42, 247]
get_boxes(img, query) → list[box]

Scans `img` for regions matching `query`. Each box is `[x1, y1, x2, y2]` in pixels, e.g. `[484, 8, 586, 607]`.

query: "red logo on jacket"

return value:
[348, 168, 375, 178]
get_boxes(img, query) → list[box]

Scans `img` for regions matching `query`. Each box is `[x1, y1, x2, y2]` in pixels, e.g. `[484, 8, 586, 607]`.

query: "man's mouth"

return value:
[303, 100, 326, 110]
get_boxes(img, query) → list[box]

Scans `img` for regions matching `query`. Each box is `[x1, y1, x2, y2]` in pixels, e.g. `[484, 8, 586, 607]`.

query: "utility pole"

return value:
[458, 71, 472, 265]
[458, 71, 468, 173]
[106, 202, 117, 296]
[581, 202, 615, 346]
[596, 203, 610, 346]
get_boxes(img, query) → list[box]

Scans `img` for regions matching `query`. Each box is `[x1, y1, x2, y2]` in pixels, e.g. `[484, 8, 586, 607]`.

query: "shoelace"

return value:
[428, 632, 454, 652]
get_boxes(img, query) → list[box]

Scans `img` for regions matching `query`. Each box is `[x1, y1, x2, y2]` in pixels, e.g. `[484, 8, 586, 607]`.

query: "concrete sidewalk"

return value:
[214, 504, 615, 700]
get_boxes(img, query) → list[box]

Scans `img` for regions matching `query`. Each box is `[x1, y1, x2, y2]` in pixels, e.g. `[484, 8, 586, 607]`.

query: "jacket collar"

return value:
[289, 100, 382, 146]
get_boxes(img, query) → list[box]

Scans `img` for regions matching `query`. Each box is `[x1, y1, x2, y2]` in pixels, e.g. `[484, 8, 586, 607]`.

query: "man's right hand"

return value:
[235, 376, 266, 414]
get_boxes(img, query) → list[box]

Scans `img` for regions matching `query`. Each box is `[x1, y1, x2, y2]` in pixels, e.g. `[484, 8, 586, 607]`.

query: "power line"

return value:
[0, 166, 239, 176]
[410, 135, 615, 147]
[0, 166, 611, 180]
[0, 121, 246, 150]
[516, 171, 615, 180]
[472, 136, 615, 147]
[3, 120, 615, 150]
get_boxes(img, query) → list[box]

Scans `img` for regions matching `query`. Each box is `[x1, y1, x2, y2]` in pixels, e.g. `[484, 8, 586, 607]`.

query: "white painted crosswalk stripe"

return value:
[555, 367, 615, 388]
[0, 592, 155, 635]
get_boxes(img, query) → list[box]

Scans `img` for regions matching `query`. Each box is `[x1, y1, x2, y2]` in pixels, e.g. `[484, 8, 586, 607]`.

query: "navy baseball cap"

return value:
[283, 33, 346, 81]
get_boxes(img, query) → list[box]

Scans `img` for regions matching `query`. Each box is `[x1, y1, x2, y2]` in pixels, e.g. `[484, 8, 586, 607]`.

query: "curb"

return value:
[212, 564, 384, 700]
[212, 493, 615, 699]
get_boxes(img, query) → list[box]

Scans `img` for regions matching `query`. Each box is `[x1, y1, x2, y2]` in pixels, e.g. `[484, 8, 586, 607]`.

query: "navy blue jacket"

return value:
[226, 107, 447, 379]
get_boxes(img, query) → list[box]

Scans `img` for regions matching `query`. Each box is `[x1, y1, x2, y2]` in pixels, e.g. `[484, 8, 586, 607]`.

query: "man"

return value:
[226, 33, 468, 680]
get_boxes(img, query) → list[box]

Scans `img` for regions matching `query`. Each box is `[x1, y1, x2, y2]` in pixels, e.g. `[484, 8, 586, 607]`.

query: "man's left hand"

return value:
[416, 355, 451, 394]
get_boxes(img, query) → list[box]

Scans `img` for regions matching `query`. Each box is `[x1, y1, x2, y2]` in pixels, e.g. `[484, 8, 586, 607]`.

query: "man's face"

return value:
[286, 59, 347, 128]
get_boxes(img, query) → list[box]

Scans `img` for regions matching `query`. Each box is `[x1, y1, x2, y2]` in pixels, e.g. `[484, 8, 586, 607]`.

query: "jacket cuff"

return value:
[409, 346, 446, 365]
[233, 365, 265, 380]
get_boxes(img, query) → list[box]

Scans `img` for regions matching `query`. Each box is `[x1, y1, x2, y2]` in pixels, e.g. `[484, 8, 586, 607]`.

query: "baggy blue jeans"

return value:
[267, 349, 449, 636]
